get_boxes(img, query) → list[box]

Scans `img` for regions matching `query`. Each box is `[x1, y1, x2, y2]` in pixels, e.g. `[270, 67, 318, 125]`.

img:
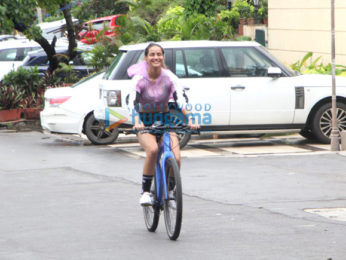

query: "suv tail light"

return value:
[48, 96, 71, 106]
[107, 90, 121, 107]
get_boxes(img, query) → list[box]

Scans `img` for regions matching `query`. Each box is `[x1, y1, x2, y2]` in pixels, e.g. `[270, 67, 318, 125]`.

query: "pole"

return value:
[37, 8, 43, 24]
[330, 0, 340, 151]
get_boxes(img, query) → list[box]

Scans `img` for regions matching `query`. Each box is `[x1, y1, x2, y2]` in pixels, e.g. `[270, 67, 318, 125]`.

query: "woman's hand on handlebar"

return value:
[187, 119, 200, 130]
[133, 122, 145, 131]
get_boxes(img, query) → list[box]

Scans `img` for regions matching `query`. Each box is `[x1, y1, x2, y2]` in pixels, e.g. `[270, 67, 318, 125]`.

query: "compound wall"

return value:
[268, 0, 346, 67]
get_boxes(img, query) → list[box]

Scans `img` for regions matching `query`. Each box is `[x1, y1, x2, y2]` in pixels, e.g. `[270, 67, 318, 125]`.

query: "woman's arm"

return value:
[128, 76, 144, 130]
[166, 70, 199, 130]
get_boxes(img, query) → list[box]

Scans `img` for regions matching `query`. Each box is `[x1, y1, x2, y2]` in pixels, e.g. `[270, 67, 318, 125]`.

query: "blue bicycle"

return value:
[138, 124, 192, 240]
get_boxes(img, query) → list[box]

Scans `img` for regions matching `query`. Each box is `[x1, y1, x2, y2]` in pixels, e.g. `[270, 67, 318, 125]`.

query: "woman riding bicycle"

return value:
[127, 42, 199, 206]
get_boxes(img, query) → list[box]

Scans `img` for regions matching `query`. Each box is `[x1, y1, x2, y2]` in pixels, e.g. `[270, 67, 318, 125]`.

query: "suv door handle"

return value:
[184, 86, 190, 91]
[231, 85, 245, 90]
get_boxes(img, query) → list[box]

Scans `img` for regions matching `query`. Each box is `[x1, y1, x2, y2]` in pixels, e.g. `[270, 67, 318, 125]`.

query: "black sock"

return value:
[142, 175, 153, 193]
[168, 176, 175, 190]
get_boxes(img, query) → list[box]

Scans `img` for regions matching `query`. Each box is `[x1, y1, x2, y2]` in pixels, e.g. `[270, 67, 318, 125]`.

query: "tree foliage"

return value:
[183, 0, 217, 17]
[72, 0, 129, 22]
[157, 5, 237, 41]
[0, 0, 78, 75]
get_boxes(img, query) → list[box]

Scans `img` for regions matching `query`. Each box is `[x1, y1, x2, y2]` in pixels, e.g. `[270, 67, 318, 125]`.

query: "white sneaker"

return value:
[168, 191, 176, 210]
[139, 192, 153, 207]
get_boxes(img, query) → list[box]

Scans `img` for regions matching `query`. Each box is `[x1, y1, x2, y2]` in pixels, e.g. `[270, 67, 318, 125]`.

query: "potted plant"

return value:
[0, 84, 24, 122]
[234, 0, 252, 24]
[258, 0, 268, 24]
[21, 91, 45, 120]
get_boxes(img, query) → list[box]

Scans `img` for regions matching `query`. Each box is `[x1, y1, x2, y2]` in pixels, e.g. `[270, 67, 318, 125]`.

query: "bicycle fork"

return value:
[155, 133, 175, 208]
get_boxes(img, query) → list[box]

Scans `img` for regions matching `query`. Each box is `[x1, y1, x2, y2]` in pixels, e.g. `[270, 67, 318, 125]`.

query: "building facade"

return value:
[268, 0, 346, 66]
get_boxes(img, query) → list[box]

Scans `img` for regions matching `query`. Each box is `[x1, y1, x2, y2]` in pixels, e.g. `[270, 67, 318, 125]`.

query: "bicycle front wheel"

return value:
[164, 157, 183, 240]
[143, 175, 160, 232]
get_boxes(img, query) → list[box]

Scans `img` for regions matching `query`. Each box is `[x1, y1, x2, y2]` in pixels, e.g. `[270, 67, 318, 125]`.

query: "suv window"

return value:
[0, 49, 17, 61]
[28, 56, 48, 66]
[0, 47, 40, 61]
[221, 47, 274, 77]
[175, 48, 220, 78]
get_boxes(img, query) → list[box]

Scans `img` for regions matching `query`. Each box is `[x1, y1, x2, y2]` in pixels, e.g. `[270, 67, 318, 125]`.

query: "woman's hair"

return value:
[144, 42, 164, 56]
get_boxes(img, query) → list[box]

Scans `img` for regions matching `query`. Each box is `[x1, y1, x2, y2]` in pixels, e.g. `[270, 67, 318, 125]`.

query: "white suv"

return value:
[98, 40, 346, 146]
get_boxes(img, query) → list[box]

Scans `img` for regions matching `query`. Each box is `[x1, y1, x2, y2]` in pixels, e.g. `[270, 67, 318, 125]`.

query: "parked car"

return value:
[0, 39, 42, 81]
[97, 40, 346, 147]
[40, 72, 119, 144]
[0, 35, 25, 42]
[0, 37, 74, 81]
[21, 46, 95, 80]
[78, 15, 122, 44]
[38, 18, 79, 40]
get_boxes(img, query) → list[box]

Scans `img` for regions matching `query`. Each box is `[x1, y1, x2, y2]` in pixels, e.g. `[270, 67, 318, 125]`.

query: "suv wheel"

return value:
[84, 113, 119, 145]
[311, 102, 346, 144]
[299, 128, 316, 141]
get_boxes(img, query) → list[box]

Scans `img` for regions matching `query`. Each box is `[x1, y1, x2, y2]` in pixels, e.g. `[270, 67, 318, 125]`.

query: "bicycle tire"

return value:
[143, 175, 160, 232]
[164, 157, 183, 240]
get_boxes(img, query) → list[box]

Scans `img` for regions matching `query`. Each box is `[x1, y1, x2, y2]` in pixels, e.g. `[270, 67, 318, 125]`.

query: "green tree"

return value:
[72, 0, 129, 22]
[157, 6, 236, 41]
[184, 0, 217, 17]
[0, 0, 78, 74]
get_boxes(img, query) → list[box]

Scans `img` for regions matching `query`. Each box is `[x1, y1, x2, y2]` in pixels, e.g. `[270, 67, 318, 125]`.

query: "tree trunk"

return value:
[13, 21, 58, 73]
[61, 2, 77, 62]
[35, 37, 59, 74]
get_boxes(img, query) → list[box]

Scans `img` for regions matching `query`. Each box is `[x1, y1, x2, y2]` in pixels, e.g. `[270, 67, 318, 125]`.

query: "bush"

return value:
[184, 0, 217, 17]
[234, 0, 253, 19]
[291, 52, 346, 76]
[2, 67, 40, 97]
[157, 6, 184, 40]
[157, 6, 236, 41]
[86, 43, 118, 71]
[0, 84, 25, 110]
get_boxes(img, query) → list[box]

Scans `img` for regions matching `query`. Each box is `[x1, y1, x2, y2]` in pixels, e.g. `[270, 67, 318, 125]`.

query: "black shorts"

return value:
[139, 112, 171, 127]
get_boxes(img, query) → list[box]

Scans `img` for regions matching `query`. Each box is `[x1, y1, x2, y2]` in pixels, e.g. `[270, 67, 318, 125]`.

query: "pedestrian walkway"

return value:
[101, 133, 346, 158]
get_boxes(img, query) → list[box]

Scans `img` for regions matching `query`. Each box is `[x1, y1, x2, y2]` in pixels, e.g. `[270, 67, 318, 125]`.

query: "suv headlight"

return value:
[107, 90, 122, 107]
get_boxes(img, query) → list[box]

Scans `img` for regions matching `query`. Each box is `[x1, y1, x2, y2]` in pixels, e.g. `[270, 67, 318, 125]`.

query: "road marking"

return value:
[219, 145, 310, 155]
[45, 132, 346, 158]
[305, 208, 346, 222]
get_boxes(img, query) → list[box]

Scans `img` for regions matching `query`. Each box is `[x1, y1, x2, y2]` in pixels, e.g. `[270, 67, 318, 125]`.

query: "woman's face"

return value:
[145, 46, 164, 69]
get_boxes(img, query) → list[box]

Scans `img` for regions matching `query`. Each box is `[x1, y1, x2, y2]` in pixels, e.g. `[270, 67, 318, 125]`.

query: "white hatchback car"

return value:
[0, 39, 42, 81]
[97, 40, 346, 146]
[41, 72, 119, 145]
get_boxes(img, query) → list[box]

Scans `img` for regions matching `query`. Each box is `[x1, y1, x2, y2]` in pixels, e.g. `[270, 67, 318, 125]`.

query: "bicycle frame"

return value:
[154, 132, 175, 206]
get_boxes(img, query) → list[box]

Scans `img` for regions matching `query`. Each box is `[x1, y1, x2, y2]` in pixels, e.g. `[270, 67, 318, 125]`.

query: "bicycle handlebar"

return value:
[125, 124, 200, 135]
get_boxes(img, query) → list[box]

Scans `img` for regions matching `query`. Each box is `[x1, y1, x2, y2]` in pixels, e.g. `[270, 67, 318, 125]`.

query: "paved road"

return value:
[1, 131, 346, 259]
[45, 131, 342, 158]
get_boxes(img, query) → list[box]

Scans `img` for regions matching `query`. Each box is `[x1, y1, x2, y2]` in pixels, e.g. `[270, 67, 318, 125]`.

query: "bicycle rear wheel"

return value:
[164, 157, 183, 240]
[143, 175, 160, 232]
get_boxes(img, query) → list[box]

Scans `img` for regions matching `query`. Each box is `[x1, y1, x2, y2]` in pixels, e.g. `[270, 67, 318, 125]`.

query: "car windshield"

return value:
[103, 51, 125, 79]
[72, 71, 104, 88]
[259, 46, 295, 75]
[89, 20, 111, 30]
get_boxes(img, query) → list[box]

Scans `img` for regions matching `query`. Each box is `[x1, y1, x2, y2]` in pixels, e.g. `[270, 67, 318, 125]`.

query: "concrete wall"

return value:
[268, 0, 346, 67]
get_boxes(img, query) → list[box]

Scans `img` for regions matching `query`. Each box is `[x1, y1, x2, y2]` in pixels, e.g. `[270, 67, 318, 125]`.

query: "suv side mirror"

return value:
[267, 67, 282, 78]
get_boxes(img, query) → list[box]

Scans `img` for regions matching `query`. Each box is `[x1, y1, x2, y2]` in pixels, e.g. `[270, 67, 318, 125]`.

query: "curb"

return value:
[0, 119, 42, 132]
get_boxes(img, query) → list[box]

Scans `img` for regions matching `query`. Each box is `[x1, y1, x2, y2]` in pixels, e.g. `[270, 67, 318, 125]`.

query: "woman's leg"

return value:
[137, 132, 159, 205]
[137, 132, 159, 176]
